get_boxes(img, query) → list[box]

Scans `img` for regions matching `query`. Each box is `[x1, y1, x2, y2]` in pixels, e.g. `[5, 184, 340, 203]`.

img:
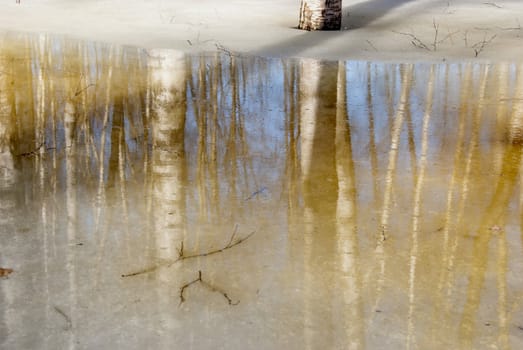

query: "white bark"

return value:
[299, 0, 342, 31]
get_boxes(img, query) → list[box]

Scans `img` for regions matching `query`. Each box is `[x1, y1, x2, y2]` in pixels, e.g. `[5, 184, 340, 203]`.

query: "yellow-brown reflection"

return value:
[459, 64, 523, 349]
[299, 58, 338, 350]
[406, 65, 435, 350]
[334, 61, 364, 350]
[0, 36, 16, 349]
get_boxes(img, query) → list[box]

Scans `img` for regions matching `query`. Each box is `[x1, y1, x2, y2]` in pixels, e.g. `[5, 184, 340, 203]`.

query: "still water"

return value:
[0, 33, 523, 349]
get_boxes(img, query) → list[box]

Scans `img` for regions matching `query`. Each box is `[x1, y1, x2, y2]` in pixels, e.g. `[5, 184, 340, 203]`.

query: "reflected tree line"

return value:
[1, 34, 523, 349]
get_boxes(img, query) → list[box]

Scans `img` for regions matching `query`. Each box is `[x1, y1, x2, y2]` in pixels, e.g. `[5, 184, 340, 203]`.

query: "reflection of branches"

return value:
[121, 226, 256, 277]
[179, 270, 239, 306]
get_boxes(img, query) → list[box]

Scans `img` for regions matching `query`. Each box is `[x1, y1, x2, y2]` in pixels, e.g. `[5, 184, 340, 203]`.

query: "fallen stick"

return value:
[121, 226, 256, 278]
[179, 270, 239, 306]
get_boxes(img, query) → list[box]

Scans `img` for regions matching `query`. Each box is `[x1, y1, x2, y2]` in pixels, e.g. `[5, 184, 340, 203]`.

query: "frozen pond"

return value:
[1, 34, 523, 349]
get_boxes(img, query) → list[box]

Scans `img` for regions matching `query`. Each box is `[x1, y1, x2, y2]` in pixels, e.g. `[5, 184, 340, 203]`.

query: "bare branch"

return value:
[432, 18, 440, 51]
[53, 306, 72, 331]
[16, 142, 45, 157]
[181, 229, 256, 260]
[365, 40, 378, 52]
[215, 43, 235, 57]
[120, 265, 160, 278]
[74, 83, 95, 97]
[179, 270, 239, 306]
[121, 226, 256, 277]
[437, 29, 460, 45]
[177, 240, 184, 258]
[179, 271, 202, 304]
[244, 186, 267, 201]
[483, 2, 502, 8]
[226, 224, 239, 247]
[392, 30, 431, 51]
[472, 33, 497, 57]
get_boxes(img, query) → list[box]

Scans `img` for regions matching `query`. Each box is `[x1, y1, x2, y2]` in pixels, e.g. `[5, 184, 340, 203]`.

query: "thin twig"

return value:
[483, 2, 502, 8]
[365, 40, 378, 51]
[15, 142, 44, 157]
[121, 265, 159, 278]
[177, 240, 184, 258]
[74, 83, 95, 97]
[121, 227, 256, 277]
[179, 270, 240, 306]
[179, 271, 202, 304]
[472, 33, 497, 57]
[226, 224, 239, 247]
[244, 186, 267, 201]
[392, 30, 431, 51]
[437, 29, 460, 45]
[463, 30, 469, 47]
[215, 43, 234, 57]
[394, 21, 458, 52]
[432, 19, 440, 51]
[180, 230, 256, 260]
[54, 306, 72, 330]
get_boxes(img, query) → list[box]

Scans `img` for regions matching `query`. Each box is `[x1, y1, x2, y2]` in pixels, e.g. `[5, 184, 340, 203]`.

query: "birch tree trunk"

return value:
[298, 0, 342, 31]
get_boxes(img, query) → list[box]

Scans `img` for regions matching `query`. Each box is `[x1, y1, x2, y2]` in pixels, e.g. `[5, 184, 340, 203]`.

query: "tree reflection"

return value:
[299, 58, 338, 350]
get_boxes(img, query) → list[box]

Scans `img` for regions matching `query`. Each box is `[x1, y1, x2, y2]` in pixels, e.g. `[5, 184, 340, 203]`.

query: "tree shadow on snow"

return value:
[342, 0, 417, 29]
[252, 0, 418, 58]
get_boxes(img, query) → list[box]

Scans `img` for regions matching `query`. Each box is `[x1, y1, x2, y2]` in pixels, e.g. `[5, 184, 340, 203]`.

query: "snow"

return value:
[1, 0, 522, 61]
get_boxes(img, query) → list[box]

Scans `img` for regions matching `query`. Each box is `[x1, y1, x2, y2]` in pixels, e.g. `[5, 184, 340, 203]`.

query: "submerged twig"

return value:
[226, 224, 239, 247]
[16, 142, 44, 157]
[178, 229, 255, 261]
[244, 186, 267, 201]
[53, 306, 72, 331]
[120, 265, 159, 278]
[179, 270, 239, 306]
[74, 83, 95, 97]
[179, 271, 202, 304]
[121, 227, 256, 277]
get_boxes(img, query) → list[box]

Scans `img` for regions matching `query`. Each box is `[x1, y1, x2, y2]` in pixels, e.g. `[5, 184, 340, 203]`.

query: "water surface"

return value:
[1, 34, 523, 349]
